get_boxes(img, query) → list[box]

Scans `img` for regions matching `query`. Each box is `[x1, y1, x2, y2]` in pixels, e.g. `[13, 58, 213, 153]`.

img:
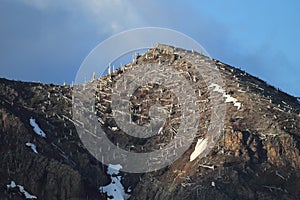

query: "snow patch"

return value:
[190, 138, 208, 161]
[18, 185, 37, 199]
[297, 98, 300, 104]
[7, 181, 16, 189]
[210, 83, 226, 94]
[211, 181, 215, 187]
[25, 142, 38, 154]
[29, 117, 46, 138]
[107, 164, 122, 175]
[7, 181, 37, 199]
[100, 164, 130, 200]
[209, 83, 241, 109]
[111, 127, 118, 131]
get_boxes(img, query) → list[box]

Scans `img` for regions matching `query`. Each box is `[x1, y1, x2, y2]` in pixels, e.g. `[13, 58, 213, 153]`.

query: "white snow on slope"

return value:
[211, 181, 215, 187]
[209, 84, 241, 109]
[7, 181, 16, 188]
[25, 142, 38, 154]
[29, 117, 46, 138]
[7, 181, 37, 199]
[190, 138, 208, 161]
[297, 98, 300, 104]
[99, 164, 130, 200]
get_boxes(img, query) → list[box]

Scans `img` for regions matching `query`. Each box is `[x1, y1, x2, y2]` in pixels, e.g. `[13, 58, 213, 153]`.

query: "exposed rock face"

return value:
[0, 80, 109, 199]
[0, 44, 299, 199]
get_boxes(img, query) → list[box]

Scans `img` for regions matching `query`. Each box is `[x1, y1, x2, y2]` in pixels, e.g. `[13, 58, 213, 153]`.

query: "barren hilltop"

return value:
[0, 45, 299, 199]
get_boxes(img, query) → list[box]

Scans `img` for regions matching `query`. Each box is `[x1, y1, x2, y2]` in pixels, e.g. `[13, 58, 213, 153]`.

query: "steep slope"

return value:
[0, 44, 299, 199]
[94, 44, 300, 200]
[0, 79, 109, 199]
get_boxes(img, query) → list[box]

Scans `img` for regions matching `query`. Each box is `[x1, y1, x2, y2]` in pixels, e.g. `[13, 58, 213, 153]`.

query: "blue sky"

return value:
[0, 0, 299, 96]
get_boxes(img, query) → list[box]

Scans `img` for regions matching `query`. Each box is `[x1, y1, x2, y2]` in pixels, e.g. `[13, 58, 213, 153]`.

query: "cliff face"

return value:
[0, 45, 300, 199]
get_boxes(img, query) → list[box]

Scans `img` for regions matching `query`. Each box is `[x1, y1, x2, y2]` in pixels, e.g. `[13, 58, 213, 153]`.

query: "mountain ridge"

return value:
[0, 44, 299, 199]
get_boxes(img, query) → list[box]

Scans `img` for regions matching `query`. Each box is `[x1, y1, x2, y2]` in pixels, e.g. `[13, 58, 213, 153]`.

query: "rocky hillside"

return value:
[0, 44, 300, 199]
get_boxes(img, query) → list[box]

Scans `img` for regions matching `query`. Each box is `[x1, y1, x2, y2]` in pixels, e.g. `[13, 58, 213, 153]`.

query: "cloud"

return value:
[0, 0, 147, 84]
[18, 0, 50, 10]
[77, 0, 146, 33]
[17, 0, 146, 34]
